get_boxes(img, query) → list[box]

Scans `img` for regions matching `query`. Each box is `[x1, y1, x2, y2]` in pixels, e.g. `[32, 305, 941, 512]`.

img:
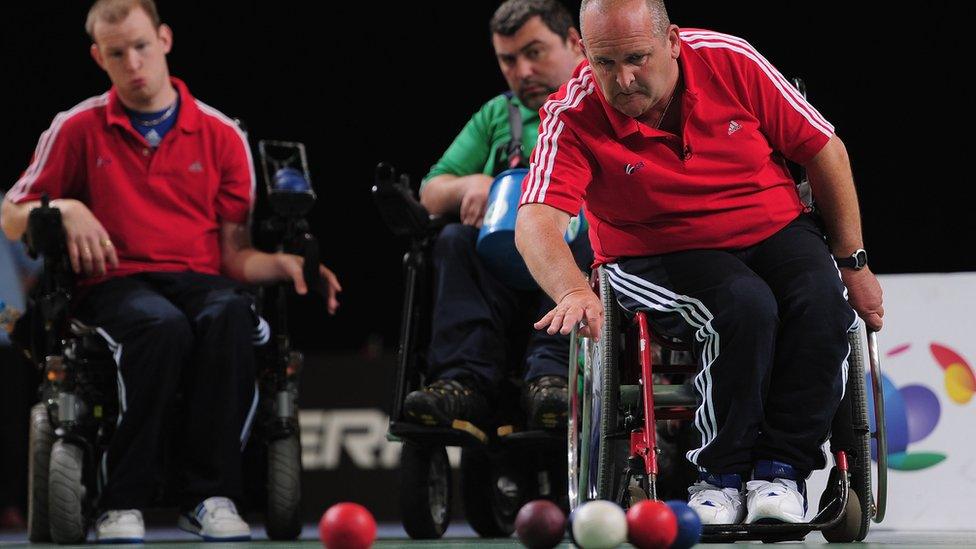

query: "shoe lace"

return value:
[202, 497, 240, 521]
[101, 509, 141, 526]
[688, 481, 741, 505]
[528, 375, 568, 397]
[746, 478, 800, 497]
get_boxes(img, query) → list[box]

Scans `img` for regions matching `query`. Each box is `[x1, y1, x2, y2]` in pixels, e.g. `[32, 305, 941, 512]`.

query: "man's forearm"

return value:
[515, 203, 588, 303]
[1, 198, 39, 240]
[419, 174, 479, 216]
[805, 135, 864, 255]
[222, 248, 288, 285]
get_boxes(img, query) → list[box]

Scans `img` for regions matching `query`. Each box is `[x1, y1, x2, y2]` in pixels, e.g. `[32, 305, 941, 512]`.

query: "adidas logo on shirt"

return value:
[188, 161, 203, 173]
[727, 120, 742, 135]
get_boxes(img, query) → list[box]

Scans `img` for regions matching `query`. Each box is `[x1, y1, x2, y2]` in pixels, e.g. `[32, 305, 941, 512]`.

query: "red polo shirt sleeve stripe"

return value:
[7, 95, 107, 204]
[681, 29, 832, 163]
[520, 66, 596, 215]
[195, 100, 256, 224]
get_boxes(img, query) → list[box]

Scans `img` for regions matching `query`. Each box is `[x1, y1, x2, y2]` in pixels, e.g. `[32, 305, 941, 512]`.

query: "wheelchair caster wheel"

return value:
[400, 443, 451, 539]
[28, 404, 54, 542]
[460, 446, 521, 537]
[266, 434, 302, 540]
[48, 440, 87, 544]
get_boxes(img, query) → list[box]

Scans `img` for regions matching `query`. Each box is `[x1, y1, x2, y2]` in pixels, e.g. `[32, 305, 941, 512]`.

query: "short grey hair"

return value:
[579, 0, 669, 38]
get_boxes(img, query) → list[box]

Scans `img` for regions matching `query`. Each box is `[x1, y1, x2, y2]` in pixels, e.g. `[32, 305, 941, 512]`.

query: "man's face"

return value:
[492, 16, 582, 111]
[90, 8, 172, 109]
[581, 1, 679, 119]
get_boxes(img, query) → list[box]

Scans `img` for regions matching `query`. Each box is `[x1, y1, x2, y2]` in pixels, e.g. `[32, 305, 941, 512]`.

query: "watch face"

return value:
[854, 249, 868, 269]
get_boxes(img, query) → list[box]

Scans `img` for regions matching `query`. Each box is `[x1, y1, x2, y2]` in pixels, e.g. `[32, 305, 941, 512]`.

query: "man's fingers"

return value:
[67, 240, 81, 274]
[285, 260, 307, 295]
[318, 265, 340, 314]
[547, 310, 566, 335]
[88, 236, 106, 276]
[534, 309, 556, 330]
[320, 265, 343, 292]
[79, 241, 95, 275]
[866, 312, 883, 332]
[559, 307, 582, 335]
[101, 235, 119, 268]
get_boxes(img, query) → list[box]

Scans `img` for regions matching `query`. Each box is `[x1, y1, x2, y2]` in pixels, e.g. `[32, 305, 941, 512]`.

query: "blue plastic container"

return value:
[477, 168, 587, 291]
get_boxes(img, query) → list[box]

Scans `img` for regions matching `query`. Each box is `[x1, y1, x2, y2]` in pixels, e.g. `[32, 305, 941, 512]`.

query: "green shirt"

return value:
[421, 93, 540, 189]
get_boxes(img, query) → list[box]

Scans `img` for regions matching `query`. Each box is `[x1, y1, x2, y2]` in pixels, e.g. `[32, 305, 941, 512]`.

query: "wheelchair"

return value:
[566, 79, 888, 544]
[372, 162, 569, 539]
[20, 140, 318, 544]
[568, 265, 888, 543]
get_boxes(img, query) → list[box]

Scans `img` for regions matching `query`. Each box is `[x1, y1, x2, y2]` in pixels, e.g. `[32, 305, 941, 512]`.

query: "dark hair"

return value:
[490, 0, 576, 42]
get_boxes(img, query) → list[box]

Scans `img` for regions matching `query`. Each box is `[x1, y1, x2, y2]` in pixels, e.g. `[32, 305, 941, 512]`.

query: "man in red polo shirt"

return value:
[515, 0, 884, 525]
[1, 0, 340, 542]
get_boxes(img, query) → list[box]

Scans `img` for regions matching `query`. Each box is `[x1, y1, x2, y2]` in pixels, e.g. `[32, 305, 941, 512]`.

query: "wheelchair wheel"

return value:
[589, 266, 624, 501]
[400, 442, 451, 539]
[845, 327, 873, 541]
[817, 326, 873, 543]
[28, 403, 53, 542]
[265, 434, 302, 540]
[459, 446, 521, 537]
[819, 469, 863, 543]
[48, 440, 87, 544]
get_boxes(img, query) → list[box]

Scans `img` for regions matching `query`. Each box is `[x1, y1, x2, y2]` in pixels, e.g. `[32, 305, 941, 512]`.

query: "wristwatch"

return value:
[835, 248, 868, 270]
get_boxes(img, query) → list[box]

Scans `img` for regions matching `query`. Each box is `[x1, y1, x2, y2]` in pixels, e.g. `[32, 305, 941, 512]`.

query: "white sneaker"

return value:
[96, 509, 145, 544]
[745, 478, 807, 524]
[178, 497, 251, 541]
[688, 481, 746, 524]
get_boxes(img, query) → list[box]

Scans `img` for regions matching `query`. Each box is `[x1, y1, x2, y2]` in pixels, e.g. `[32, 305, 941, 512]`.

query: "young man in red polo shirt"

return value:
[515, 0, 884, 525]
[1, 0, 340, 542]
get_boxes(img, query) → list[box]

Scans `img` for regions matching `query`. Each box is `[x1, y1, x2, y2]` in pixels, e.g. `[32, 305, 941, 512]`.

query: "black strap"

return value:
[504, 92, 524, 170]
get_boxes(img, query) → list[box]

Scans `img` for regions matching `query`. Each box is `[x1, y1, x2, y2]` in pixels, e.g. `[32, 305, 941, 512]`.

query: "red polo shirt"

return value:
[520, 28, 833, 265]
[8, 77, 254, 283]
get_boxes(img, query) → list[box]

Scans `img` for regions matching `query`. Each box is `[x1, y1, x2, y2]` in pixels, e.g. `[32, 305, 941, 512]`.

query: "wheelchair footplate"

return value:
[496, 425, 565, 449]
[700, 451, 853, 543]
[388, 420, 489, 446]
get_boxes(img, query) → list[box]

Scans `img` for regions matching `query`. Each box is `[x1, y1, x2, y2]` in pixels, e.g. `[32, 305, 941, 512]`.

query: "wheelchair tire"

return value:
[28, 403, 54, 542]
[48, 440, 87, 544]
[265, 434, 302, 540]
[399, 442, 451, 539]
[591, 267, 623, 501]
[459, 446, 520, 537]
[846, 328, 873, 541]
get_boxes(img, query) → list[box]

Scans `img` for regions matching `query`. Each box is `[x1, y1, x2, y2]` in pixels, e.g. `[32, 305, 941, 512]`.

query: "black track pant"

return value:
[427, 223, 591, 393]
[606, 214, 857, 477]
[75, 272, 258, 511]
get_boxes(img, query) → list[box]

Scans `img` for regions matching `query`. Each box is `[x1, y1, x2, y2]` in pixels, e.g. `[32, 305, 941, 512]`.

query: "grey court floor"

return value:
[2, 524, 975, 548]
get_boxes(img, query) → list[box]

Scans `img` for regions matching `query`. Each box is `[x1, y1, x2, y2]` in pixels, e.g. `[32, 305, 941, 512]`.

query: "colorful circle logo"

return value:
[866, 342, 974, 471]
[931, 343, 976, 404]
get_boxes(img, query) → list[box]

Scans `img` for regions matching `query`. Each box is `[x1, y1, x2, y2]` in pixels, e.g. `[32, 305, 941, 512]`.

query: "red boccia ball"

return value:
[318, 502, 377, 549]
[626, 500, 678, 549]
[515, 499, 567, 549]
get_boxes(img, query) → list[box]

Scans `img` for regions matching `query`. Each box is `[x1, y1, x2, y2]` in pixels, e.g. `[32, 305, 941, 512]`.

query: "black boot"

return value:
[403, 379, 489, 428]
[523, 375, 568, 430]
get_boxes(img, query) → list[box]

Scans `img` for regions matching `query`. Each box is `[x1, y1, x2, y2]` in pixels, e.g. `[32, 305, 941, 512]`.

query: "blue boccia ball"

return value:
[273, 167, 310, 192]
[665, 500, 702, 549]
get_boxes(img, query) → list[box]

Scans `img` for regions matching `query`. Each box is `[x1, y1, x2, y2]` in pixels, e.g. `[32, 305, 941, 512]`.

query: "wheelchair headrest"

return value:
[371, 162, 430, 238]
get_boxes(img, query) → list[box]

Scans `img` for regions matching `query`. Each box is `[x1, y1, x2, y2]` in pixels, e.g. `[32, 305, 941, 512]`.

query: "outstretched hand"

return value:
[534, 287, 605, 340]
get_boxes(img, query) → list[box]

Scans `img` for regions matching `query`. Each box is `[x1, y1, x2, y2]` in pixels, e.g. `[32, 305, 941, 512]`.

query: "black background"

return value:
[3, 1, 972, 355]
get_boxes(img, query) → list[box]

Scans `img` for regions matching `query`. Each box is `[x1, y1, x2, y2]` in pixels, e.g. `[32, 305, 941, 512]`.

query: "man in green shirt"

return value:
[403, 0, 586, 433]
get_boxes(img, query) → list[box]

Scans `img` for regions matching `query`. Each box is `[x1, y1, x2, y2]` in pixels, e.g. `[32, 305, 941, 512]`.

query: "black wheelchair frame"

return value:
[21, 139, 321, 544]
[372, 163, 567, 540]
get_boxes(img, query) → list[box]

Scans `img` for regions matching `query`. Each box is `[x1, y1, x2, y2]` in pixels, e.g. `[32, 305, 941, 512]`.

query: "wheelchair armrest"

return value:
[371, 162, 431, 238]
